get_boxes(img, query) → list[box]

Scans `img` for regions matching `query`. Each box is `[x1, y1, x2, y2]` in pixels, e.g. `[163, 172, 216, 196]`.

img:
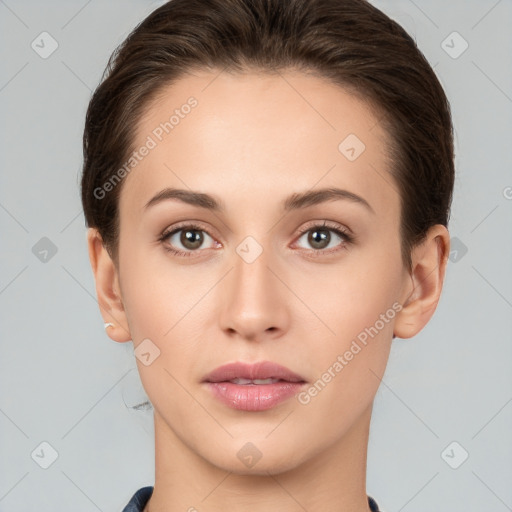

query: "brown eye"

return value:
[295, 224, 352, 254]
[308, 227, 331, 249]
[180, 228, 204, 250]
[160, 224, 216, 255]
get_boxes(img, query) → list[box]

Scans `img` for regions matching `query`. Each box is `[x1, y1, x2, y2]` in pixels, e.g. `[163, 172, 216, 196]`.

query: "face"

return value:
[111, 69, 411, 474]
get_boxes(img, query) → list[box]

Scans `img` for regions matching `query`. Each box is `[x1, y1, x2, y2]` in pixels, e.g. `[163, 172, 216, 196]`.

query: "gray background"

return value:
[0, 0, 511, 511]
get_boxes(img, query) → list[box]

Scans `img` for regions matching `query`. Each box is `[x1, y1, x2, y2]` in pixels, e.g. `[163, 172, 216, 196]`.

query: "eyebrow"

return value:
[143, 187, 374, 214]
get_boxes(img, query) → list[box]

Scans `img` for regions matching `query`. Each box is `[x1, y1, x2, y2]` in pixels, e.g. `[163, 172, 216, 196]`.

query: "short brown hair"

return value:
[81, 0, 454, 269]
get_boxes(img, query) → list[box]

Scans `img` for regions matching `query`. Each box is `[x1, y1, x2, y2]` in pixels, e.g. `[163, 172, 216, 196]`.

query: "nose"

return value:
[217, 240, 290, 342]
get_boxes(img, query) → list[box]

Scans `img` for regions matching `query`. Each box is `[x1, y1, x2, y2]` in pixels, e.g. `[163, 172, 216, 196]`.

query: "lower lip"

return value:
[205, 381, 305, 411]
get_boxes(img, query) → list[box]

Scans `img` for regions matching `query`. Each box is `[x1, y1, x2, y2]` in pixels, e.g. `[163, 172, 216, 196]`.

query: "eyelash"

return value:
[157, 221, 354, 258]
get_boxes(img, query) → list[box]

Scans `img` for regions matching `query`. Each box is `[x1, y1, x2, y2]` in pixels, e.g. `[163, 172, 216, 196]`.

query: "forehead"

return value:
[120, 68, 397, 218]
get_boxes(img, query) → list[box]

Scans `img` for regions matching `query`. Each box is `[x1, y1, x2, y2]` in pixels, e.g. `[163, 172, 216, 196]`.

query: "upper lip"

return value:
[202, 361, 306, 383]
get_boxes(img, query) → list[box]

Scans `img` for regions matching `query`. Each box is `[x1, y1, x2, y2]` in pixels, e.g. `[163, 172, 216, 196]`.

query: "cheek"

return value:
[119, 255, 211, 403]
[293, 250, 401, 409]
[297, 252, 402, 341]
[296, 263, 399, 423]
[118, 236, 207, 336]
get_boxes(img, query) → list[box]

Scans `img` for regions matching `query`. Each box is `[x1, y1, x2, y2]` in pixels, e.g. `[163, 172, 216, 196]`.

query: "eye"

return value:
[294, 222, 353, 255]
[158, 221, 353, 259]
[158, 223, 218, 257]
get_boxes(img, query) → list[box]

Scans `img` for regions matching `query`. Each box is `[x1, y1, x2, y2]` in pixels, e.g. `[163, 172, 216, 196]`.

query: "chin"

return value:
[203, 439, 308, 476]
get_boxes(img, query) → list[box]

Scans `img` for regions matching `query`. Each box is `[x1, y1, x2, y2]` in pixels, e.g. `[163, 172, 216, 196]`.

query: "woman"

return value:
[81, 0, 454, 510]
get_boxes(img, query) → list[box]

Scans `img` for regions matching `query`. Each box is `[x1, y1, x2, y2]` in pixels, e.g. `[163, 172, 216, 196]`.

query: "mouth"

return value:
[202, 360, 306, 384]
[202, 361, 307, 411]
[225, 377, 289, 385]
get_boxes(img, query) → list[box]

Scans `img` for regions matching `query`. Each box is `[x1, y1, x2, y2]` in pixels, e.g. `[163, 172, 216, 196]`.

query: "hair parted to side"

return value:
[81, 0, 454, 270]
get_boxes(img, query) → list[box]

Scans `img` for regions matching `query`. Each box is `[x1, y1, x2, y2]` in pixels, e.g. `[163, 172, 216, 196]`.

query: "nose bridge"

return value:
[218, 234, 288, 339]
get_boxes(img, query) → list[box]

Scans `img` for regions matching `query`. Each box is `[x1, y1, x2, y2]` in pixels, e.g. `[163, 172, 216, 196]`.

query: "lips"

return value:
[202, 361, 307, 411]
[202, 361, 306, 384]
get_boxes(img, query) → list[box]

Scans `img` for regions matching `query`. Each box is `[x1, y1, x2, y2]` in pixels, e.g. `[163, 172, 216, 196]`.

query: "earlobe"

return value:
[394, 225, 450, 339]
[86, 228, 132, 343]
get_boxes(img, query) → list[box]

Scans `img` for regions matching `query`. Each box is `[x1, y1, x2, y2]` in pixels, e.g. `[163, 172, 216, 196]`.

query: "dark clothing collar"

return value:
[122, 486, 382, 511]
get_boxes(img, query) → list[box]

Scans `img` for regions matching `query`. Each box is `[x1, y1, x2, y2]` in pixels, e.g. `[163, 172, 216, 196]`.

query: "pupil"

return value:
[309, 228, 329, 249]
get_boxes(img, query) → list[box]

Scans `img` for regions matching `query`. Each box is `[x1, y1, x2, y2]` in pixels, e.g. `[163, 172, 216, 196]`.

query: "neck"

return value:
[146, 404, 374, 512]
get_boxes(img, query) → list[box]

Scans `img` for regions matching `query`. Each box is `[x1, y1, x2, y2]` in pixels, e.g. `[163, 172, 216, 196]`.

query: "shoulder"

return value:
[368, 494, 383, 511]
[121, 486, 153, 512]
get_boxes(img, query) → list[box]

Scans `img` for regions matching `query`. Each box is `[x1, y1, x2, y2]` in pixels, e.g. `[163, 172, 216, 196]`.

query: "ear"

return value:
[86, 227, 131, 343]
[394, 224, 450, 339]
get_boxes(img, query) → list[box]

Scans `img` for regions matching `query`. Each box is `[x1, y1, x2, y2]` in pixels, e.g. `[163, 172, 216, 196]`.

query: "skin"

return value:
[87, 69, 449, 512]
